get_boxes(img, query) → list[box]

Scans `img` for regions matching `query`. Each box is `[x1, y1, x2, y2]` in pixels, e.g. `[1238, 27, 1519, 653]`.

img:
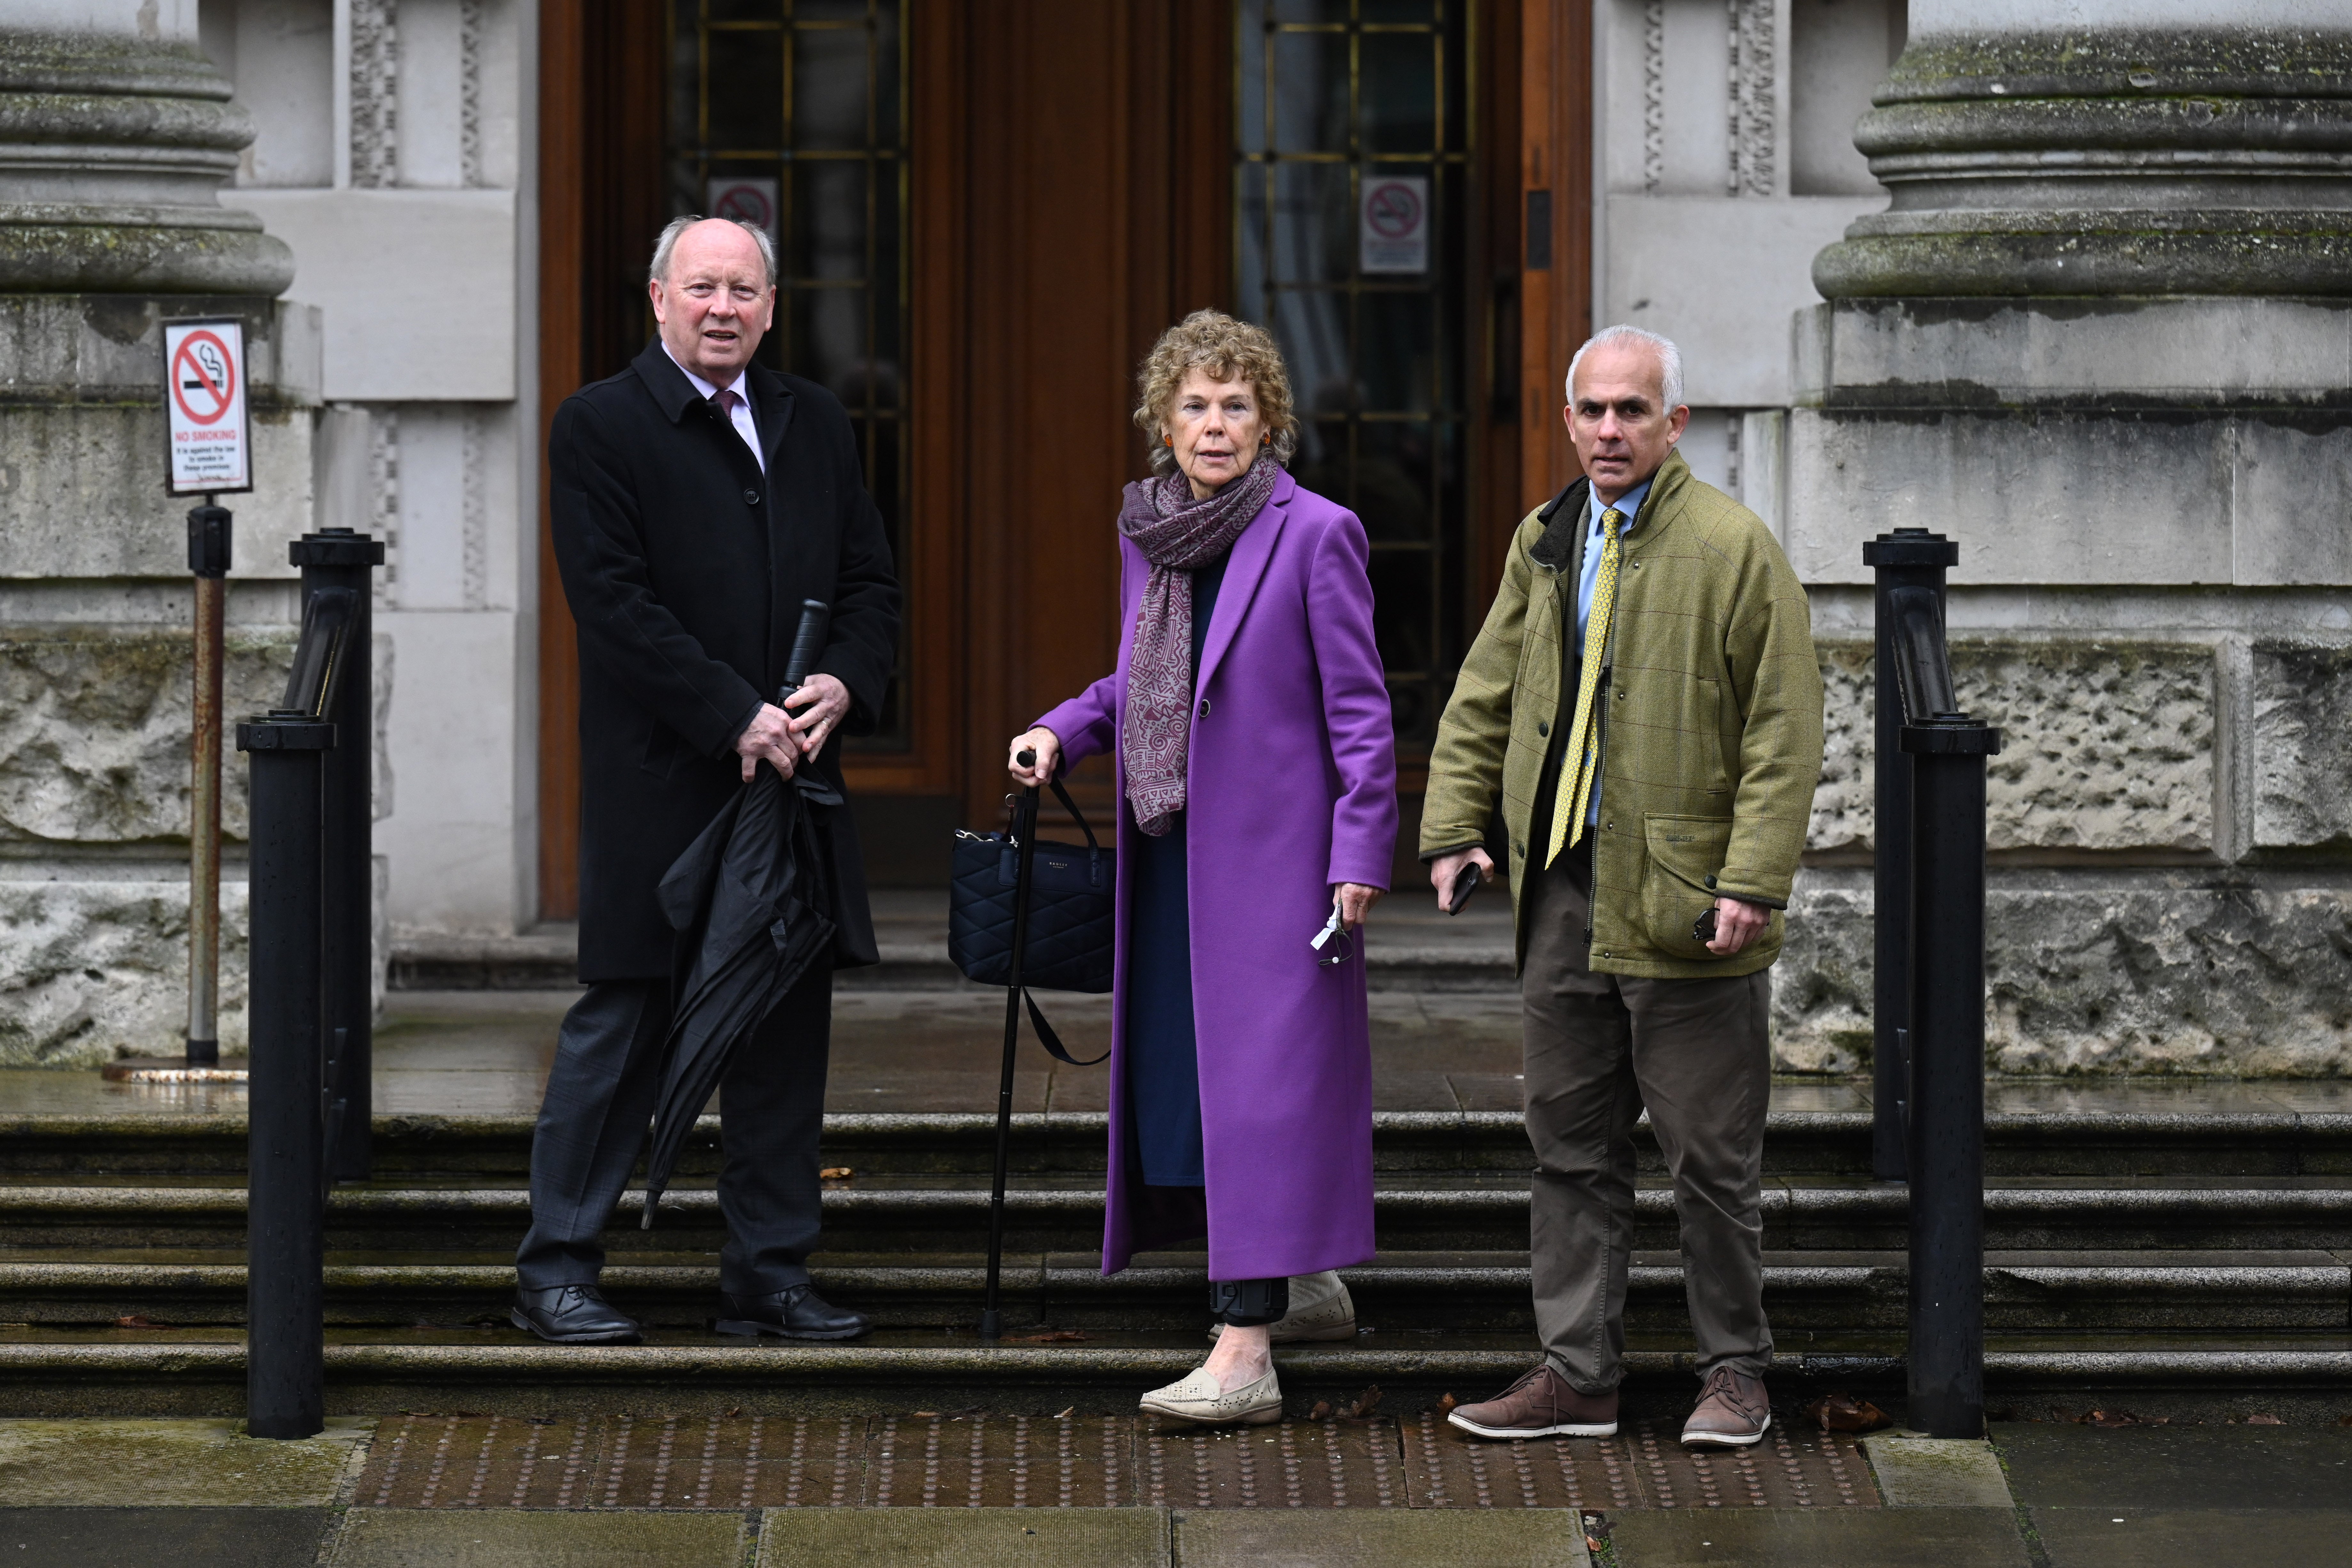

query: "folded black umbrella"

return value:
[638, 603, 837, 1228]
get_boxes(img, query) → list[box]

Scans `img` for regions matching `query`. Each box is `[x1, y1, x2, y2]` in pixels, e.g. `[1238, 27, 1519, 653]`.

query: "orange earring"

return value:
[1165, 436, 1173, 446]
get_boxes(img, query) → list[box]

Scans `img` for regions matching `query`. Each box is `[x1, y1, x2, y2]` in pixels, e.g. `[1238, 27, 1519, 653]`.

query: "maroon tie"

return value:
[713, 389, 741, 418]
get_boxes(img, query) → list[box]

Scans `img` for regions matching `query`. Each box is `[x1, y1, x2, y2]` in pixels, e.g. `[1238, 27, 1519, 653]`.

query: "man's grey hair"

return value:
[649, 215, 779, 288]
[1566, 325, 1685, 411]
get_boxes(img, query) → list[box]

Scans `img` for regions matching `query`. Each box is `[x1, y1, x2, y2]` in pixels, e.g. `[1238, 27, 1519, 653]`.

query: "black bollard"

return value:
[290, 529, 384, 1182]
[1860, 529, 1958, 1182]
[238, 709, 335, 1439]
[186, 502, 233, 1069]
[1903, 710, 1999, 1438]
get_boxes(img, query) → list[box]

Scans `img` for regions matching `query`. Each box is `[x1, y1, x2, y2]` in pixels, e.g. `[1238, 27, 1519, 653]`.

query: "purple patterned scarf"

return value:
[1116, 457, 1281, 836]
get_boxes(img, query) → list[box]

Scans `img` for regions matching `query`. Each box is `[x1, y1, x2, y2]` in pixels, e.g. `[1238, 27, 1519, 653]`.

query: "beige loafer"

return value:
[1207, 1270, 1356, 1345]
[1139, 1365, 1284, 1428]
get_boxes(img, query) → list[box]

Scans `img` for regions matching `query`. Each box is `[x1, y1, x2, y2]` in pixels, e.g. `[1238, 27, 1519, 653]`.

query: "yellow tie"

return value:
[1547, 507, 1623, 867]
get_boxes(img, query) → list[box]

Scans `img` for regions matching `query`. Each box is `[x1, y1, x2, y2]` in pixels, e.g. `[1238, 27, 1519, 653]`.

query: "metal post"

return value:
[1903, 711, 1999, 1438]
[238, 709, 335, 1439]
[980, 782, 1041, 1344]
[290, 529, 384, 1182]
[1861, 529, 1958, 1182]
[186, 501, 232, 1068]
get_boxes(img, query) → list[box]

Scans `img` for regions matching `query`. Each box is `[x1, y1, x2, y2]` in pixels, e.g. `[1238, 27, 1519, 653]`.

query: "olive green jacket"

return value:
[1421, 450, 1824, 979]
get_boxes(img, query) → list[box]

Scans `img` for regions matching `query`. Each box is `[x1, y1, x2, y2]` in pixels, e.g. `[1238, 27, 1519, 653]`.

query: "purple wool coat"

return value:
[1036, 470, 1398, 1280]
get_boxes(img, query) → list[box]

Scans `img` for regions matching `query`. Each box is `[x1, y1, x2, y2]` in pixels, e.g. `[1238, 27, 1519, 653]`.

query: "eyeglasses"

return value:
[1311, 908, 1354, 968]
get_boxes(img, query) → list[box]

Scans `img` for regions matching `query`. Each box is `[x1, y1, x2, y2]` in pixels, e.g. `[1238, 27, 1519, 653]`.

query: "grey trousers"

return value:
[1520, 842, 1773, 1393]
[514, 968, 833, 1297]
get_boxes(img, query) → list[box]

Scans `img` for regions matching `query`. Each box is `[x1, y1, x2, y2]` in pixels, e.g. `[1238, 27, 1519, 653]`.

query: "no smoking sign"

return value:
[1359, 175, 1430, 275]
[164, 318, 252, 495]
[707, 177, 781, 244]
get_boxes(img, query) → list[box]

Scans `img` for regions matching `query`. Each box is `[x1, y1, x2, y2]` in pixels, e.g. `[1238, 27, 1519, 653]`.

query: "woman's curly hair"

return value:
[1133, 309, 1299, 475]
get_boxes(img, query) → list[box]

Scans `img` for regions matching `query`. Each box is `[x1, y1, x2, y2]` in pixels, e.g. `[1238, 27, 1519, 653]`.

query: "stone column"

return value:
[1, 3, 316, 1065]
[1774, 2, 2352, 1077]
[2, 3, 293, 293]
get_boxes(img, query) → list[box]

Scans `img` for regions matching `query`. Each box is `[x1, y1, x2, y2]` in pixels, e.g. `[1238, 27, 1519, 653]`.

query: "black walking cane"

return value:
[979, 752, 1046, 1342]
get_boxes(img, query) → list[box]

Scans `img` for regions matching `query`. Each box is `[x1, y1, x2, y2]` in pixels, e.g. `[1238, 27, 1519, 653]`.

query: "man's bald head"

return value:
[648, 217, 778, 383]
[650, 216, 777, 288]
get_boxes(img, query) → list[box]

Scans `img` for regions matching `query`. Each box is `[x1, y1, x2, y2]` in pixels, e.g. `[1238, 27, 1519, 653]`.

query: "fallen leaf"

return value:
[910, 1411, 938, 1419]
[115, 1315, 160, 1329]
[1802, 1393, 1890, 1433]
[725, 1408, 741, 1419]
[2246, 1414, 2284, 1425]
[1308, 1401, 1333, 1421]
[819, 1167, 853, 1180]
[1437, 1393, 1460, 1415]
[1338, 1384, 1382, 1420]
[1006, 1330, 1091, 1344]
[1053, 1406, 1075, 1419]
[1587, 1540, 1604, 1555]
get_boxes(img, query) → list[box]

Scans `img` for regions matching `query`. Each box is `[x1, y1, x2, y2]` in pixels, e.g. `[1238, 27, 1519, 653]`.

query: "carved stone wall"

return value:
[0, 277, 326, 1066]
[1808, 639, 2219, 855]
[1778, 871, 2352, 1077]
[1772, 635, 2352, 1076]
[0, 630, 296, 848]
[2251, 643, 2352, 853]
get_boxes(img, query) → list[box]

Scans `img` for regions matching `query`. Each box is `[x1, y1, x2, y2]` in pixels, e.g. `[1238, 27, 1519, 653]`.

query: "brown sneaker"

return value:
[1681, 1365, 1770, 1447]
[1447, 1363, 1618, 1440]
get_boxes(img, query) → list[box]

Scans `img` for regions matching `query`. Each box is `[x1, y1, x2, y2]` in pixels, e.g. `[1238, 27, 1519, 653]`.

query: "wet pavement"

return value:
[13, 987, 2348, 1126]
[4, 1416, 2349, 1565]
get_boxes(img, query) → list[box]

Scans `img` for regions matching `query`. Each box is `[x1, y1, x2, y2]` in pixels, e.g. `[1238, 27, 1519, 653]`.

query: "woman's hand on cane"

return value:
[1008, 729, 1060, 788]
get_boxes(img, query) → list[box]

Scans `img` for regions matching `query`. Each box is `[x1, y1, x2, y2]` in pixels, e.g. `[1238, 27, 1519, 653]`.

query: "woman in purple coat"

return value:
[1010, 311, 1398, 1427]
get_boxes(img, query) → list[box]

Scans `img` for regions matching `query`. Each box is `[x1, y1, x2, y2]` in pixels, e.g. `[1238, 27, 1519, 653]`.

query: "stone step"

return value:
[8, 1105, 2348, 1179]
[0, 1323, 2345, 1422]
[5, 1178, 2350, 1253]
[389, 898, 1524, 994]
[1, 1248, 2342, 1336]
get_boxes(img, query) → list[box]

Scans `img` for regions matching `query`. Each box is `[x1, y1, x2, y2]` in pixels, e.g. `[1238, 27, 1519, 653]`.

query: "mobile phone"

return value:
[1693, 908, 1719, 944]
[1445, 862, 1484, 916]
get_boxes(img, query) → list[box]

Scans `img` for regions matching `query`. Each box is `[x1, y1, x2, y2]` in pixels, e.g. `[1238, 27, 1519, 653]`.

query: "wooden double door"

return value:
[536, 0, 1589, 917]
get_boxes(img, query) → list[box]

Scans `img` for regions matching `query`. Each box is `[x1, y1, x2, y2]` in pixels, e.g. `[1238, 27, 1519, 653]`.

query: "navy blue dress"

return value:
[1124, 549, 1230, 1187]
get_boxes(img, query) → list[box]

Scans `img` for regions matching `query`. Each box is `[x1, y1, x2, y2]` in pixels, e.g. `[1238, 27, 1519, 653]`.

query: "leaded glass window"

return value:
[668, 0, 910, 746]
[1238, 0, 1473, 754]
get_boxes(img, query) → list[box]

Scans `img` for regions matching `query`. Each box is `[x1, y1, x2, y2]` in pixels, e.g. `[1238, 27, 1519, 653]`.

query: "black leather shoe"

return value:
[511, 1284, 642, 1344]
[712, 1284, 869, 1341]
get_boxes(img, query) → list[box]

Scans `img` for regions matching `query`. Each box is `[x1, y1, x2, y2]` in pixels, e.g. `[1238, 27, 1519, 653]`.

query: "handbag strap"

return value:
[1038, 776, 1100, 855]
[1023, 988, 1108, 1067]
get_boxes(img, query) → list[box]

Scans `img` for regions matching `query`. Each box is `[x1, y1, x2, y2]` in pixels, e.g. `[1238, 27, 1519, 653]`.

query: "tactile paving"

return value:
[352, 1410, 1880, 1510]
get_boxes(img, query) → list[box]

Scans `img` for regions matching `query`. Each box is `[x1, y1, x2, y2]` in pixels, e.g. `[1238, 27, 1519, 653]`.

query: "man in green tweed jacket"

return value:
[1424, 327, 1824, 1450]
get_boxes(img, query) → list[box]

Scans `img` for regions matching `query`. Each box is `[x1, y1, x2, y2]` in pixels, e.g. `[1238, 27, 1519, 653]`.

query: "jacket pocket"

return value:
[1697, 677, 1730, 793]
[1640, 812, 1736, 960]
[640, 718, 687, 780]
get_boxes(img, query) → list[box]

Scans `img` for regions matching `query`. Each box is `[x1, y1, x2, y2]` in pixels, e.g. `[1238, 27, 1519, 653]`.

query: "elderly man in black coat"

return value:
[512, 216, 899, 1344]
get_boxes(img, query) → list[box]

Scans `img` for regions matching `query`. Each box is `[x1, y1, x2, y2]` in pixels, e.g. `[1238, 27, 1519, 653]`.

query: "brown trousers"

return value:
[1520, 841, 1773, 1392]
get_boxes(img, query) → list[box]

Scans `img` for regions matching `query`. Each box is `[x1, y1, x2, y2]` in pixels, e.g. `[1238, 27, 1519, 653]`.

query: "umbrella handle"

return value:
[981, 779, 1041, 1341]
[782, 599, 830, 691]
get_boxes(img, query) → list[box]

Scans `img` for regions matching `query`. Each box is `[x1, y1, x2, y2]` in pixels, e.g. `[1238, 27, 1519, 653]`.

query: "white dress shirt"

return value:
[661, 342, 764, 472]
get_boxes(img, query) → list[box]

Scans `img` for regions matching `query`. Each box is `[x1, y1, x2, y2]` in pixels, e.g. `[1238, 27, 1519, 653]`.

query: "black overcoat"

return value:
[549, 341, 899, 981]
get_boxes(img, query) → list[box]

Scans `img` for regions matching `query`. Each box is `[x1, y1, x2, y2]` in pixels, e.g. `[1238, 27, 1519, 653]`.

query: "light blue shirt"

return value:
[1575, 478, 1651, 649]
[1570, 477, 1651, 825]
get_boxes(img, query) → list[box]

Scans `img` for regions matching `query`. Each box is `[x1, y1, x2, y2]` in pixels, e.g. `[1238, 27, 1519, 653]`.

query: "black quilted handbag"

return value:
[949, 776, 1115, 1001]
